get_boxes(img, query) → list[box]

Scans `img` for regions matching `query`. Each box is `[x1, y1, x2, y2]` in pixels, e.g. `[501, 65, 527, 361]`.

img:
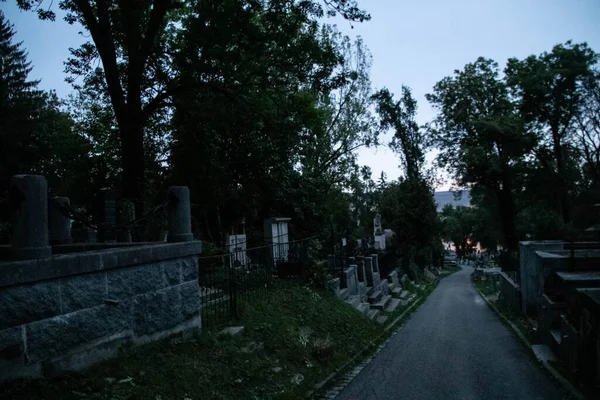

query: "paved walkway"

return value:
[335, 266, 564, 400]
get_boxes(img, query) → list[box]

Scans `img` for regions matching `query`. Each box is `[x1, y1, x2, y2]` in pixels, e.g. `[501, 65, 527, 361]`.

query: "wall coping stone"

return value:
[499, 271, 520, 289]
[0, 241, 202, 288]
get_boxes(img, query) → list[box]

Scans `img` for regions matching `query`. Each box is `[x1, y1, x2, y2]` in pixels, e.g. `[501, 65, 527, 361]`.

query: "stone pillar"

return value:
[167, 186, 193, 242]
[10, 175, 52, 260]
[49, 196, 73, 245]
[371, 254, 379, 272]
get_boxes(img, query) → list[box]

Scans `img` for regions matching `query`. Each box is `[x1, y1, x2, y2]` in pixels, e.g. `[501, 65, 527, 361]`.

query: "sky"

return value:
[2, 0, 600, 190]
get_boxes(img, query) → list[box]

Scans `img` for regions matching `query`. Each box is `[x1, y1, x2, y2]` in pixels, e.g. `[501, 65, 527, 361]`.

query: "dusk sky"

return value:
[2, 0, 600, 189]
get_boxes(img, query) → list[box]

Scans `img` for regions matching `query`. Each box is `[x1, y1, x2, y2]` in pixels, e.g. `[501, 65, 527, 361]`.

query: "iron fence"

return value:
[198, 239, 312, 329]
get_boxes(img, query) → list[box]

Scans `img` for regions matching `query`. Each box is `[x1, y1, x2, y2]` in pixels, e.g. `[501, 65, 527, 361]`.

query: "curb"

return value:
[473, 284, 587, 400]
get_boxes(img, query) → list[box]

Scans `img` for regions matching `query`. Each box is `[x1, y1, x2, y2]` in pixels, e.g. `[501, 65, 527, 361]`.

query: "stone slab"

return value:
[0, 326, 23, 363]
[373, 295, 392, 310]
[0, 241, 203, 289]
[532, 344, 557, 363]
[367, 309, 380, 320]
[384, 298, 402, 313]
[181, 257, 199, 282]
[0, 280, 62, 329]
[60, 273, 106, 314]
[26, 302, 130, 362]
[131, 284, 184, 336]
[219, 326, 245, 337]
[107, 262, 166, 300]
[368, 290, 383, 304]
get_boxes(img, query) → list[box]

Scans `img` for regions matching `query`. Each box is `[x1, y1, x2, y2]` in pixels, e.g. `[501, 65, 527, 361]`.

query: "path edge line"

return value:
[473, 284, 587, 400]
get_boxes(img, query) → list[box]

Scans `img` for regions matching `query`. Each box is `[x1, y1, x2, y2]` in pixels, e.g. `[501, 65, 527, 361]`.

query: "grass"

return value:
[1, 286, 382, 400]
[2, 268, 453, 400]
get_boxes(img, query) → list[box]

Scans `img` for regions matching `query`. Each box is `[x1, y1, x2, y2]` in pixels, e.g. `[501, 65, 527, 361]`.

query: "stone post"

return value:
[49, 196, 73, 245]
[167, 186, 193, 242]
[10, 175, 52, 260]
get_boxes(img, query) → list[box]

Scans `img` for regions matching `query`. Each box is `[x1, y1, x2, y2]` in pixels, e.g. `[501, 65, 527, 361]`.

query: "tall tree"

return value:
[427, 58, 536, 251]
[372, 86, 425, 180]
[15, 0, 370, 216]
[0, 10, 45, 184]
[505, 42, 599, 224]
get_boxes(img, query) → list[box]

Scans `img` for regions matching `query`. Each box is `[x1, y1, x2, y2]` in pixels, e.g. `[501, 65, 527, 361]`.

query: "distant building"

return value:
[434, 190, 471, 212]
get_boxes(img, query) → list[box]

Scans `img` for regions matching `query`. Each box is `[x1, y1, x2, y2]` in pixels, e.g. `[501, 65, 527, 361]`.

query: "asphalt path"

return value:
[335, 266, 564, 400]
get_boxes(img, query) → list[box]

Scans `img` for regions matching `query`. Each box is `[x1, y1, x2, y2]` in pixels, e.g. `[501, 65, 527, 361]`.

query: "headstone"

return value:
[226, 234, 247, 266]
[373, 213, 382, 235]
[167, 186, 193, 242]
[96, 188, 117, 243]
[264, 217, 290, 261]
[10, 175, 52, 260]
[49, 196, 73, 245]
[356, 256, 365, 282]
[116, 200, 135, 243]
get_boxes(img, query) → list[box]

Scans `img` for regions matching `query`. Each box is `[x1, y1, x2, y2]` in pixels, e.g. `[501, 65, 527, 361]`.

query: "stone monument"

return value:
[373, 213, 386, 251]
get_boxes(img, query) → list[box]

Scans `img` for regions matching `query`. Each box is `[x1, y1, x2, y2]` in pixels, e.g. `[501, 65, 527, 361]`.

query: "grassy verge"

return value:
[1, 286, 378, 400]
[2, 269, 452, 400]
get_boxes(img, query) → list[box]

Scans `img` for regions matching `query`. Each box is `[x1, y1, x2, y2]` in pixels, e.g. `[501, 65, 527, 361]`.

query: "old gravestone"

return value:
[96, 188, 117, 243]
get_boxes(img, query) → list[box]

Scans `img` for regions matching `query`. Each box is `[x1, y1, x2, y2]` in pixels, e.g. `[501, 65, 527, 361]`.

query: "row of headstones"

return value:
[7, 174, 194, 260]
[328, 254, 386, 297]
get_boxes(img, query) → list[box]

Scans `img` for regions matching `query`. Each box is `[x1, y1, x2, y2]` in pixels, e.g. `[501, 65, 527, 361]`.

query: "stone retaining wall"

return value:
[499, 271, 521, 313]
[0, 241, 202, 381]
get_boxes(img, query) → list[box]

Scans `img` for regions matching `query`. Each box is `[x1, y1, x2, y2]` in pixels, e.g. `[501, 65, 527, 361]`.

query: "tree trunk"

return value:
[552, 127, 571, 224]
[119, 117, 145, 219]
[496, 181, 518, 251]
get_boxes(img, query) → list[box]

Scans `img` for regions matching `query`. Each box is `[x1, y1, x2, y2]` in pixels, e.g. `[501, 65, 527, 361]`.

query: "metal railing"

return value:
[198, 238, 312, 329]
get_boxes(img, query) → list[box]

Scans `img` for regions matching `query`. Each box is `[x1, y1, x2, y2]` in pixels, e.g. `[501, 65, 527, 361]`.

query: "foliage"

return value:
[505, 41, 599, 224]
[380, 178, 438, 268]
[427, 58, 536, 251]
[439, 204, 477, 256]
[372, 86, 425, 180]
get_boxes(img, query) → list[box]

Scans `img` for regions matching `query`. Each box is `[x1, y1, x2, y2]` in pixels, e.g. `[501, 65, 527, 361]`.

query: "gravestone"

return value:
[49, 197, 73, 245]
[264, 217, 290, 262]
[96, 188, 117, 243]
[10, 175, 52, 260]
[226, 234, 247, 266]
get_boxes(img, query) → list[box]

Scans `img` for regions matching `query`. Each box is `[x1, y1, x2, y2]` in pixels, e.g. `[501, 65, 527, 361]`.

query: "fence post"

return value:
[10, 175, 51, 260]
[49, 196, 73, 245]
[167, 186, 193, 242]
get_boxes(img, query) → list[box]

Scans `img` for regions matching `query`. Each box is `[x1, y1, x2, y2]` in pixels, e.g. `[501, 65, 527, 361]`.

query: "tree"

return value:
[372, 86, 425, 180]
[0, 10, 45, 185]
[14, 0, 371, 216]
[439, 204, 477, 257]
[427, 58, 536, 251]
[380, 178, 438, 269]
[505, 42, 599, 224]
